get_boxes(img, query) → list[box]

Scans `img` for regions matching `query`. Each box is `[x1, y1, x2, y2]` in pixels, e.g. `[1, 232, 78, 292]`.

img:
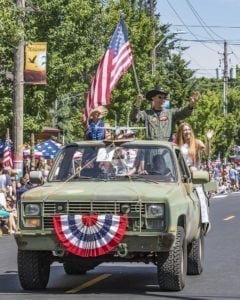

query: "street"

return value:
[0, 191, 240, 300]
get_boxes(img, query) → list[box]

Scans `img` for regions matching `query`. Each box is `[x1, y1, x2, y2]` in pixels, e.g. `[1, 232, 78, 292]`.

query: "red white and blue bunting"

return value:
[53, 214, 128, 257]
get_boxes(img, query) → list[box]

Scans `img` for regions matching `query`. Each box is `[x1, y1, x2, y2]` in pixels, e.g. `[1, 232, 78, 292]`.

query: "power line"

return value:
[163, 1, 240, 63]
[183, 52, 216, 77]
[165, 0, 219, 53]
[171, 24, 240, 29]
[191, 68, 219, 71]
[185, 0, 224, 42]
[179, 39, 240, 45]
[183, 2, 239, 63]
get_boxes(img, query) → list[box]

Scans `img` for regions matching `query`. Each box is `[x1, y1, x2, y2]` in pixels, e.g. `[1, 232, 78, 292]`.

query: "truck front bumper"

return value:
[14, 231, 176, 253]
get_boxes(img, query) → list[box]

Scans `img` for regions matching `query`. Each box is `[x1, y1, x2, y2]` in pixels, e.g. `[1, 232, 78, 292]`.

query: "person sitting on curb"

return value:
[0, 194, 17, 235]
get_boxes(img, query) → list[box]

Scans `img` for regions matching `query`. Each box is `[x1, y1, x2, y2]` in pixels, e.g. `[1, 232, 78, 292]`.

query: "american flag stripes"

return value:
[83, 19, 134, 121]
[53, 214, 128, 257]
[2, 138, 13, 168]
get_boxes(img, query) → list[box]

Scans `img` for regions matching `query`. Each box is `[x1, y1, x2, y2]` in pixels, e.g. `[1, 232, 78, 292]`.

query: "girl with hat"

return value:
[84, 106, 109, 140]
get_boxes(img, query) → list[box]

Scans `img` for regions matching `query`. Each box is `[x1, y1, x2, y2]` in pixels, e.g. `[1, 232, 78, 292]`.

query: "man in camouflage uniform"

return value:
[130, 86, 199, 141]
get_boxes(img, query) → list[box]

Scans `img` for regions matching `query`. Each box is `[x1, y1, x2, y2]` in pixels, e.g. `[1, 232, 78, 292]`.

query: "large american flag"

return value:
[83, 19, 134, 121]
[2, 138, 13, 168]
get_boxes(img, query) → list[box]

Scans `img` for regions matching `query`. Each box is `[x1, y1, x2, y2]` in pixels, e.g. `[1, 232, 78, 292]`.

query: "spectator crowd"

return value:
[207, 160, 240, 195]
[0, 157, 51, 236]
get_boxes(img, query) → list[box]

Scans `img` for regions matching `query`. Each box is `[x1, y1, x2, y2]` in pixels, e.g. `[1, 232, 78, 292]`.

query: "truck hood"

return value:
[21, 181, 181, 203]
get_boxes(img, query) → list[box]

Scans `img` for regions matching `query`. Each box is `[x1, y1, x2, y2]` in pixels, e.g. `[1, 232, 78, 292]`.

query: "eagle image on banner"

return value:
[53, 214, 128, 257]
[24, 42, 47, 85]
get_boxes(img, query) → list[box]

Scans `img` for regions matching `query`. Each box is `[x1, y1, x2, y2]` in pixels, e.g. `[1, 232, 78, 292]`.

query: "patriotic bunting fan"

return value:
[53, 214, 128, 257]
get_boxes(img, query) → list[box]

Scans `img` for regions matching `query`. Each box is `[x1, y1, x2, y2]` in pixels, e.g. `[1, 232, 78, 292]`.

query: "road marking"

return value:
[212, 194, 228, 198]
[66, 273, 112, 294]
[4, 271, 18, 274]
[223, 215, 235, 221]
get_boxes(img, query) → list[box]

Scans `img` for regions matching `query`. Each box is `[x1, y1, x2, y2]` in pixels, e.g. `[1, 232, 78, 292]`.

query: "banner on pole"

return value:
[24, 42, 47, 85]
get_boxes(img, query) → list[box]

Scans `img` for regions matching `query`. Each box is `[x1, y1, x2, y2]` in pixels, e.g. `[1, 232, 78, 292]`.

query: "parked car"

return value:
[15, 139, 214, 291]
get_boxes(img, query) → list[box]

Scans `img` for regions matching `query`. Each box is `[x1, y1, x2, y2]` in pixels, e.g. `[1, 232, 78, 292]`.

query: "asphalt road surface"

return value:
[0, 191, 240, 300]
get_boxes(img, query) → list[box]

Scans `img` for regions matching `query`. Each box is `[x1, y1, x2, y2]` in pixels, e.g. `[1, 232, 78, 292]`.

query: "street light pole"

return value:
[152, 35, 168, 75]
[152, 31, 185, 75]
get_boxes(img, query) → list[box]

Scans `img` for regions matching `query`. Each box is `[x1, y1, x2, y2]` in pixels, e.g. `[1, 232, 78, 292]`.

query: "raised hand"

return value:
[206, 129, 214, 140]
[135, 94, 144, 106]
[189, 91, 200, 107]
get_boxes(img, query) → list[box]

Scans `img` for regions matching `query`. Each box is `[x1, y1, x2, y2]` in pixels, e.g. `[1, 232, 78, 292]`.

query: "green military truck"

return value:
[15, 139, 214, 291]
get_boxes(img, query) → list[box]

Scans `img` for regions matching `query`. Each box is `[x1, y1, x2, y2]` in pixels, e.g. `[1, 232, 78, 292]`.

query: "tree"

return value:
[186, 86, 240, 160]
[22, 0, 106, 142]
[2, 0, 237, 163]
[0, 1, 22, 134]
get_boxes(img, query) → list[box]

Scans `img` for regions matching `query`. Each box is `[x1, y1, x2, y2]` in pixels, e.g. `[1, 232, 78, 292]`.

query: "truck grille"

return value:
[43, 201, 145, 229]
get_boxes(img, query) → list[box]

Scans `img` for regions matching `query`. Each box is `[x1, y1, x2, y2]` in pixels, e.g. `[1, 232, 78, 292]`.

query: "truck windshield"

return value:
[48, 144, 177, 182]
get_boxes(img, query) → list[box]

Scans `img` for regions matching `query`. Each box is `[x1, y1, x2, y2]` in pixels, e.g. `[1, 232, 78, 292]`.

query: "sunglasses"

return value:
[156, 95, 166, 99]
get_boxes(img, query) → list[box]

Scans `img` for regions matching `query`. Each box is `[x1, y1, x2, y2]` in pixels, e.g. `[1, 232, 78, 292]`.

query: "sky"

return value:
[156, 0, 240, 78]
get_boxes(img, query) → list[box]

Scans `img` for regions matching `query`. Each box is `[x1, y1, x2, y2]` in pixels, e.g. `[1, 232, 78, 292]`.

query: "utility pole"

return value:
[218, 40, 232, 115]
[223, 40, 228, 115]
[13, 0, 25, 176]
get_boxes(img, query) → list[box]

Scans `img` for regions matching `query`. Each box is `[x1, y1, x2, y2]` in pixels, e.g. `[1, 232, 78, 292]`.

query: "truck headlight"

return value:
[24, 204, 41, 216]
[147, 204, 164, 218]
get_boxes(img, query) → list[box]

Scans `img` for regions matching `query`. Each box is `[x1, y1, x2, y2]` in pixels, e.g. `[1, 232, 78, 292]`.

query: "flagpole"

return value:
[6, 128, 9, 140]
[132, 62, 141, 94]
[30, 133, 35, 170]
[119, 13, 141, 95]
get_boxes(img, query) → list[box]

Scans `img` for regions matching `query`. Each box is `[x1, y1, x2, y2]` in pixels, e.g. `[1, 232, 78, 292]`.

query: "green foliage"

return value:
[0, 1, 23, 137]
[0, 0, 239, 162]
[162, 54, 195, 108]
[185, 87, 240, 160]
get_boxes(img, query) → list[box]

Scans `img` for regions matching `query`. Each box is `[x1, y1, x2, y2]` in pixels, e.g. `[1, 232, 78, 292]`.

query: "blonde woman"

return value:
[176, 122, 213, 171]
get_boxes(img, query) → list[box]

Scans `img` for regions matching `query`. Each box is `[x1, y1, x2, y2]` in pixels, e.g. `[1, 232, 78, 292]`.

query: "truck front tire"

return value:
[18, 250, 51, 290]
[157, 226, 187, 291]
